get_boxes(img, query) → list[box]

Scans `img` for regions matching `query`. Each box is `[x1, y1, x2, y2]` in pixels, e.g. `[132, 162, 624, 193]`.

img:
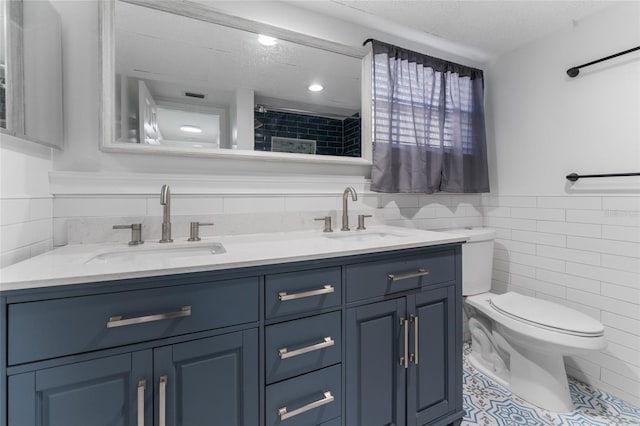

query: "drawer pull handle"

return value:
[410, 314, 419, 365]
[137, 379, 146, 426]
[279, 337, 335, 359]
[400, 317, 409, 369]
[159, 376, 167, 426]
[388, 268, 429, 282]
[107, 306, 191, 328]
[278, 391, 334, 420]
[279, 285, 334, 301]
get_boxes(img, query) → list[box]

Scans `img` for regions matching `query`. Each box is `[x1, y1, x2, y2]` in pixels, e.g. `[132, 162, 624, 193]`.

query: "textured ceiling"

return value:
[288, 0, 619, 58]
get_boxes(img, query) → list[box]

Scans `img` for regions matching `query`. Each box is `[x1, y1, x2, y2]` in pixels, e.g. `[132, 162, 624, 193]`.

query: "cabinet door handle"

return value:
[107, 306, 191, 328]
[278, 391, 334, 420]
[137, 379, 146, 426]
[278, 285, 334, 301]
[400, 317, 409, 369]
[279, 337, 335, 359]
[410, 315, 419, 365]
[159, 376, 167, 426]
[388, 268, 429, 282]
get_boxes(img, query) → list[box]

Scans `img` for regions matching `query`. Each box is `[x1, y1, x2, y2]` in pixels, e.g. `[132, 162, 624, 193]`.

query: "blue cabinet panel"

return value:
[9, 351, 151, 426]
[8, 277, 258, 365]
[408, 287, 456, 426]
[7, 373, 34, 426]
[265, 364, 341, 426]
[346, 298, 406, 426]
[265, 311, 341, 384]
[265, 267, 341, 319]
[155, 329, 259, 426]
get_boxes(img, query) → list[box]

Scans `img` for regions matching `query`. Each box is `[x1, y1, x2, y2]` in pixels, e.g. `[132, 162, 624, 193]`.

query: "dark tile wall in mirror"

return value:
[254, 111, 361, 157]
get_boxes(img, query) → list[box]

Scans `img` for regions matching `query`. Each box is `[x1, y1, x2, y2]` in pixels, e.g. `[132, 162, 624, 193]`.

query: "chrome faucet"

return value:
[160, 184, 173, 243]
[341, 186, 358, 231]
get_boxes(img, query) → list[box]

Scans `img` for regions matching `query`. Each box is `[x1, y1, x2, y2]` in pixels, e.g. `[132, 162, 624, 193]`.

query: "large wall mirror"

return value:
[101, 0, 372, 165]
[1, 0, 63, 148]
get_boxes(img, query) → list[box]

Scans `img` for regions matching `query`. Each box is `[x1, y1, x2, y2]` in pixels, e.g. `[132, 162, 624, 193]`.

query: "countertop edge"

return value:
[0, 229, 467, 293]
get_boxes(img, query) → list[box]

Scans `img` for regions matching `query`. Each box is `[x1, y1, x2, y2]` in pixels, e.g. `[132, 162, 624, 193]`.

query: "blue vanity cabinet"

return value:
[3, 273, 260, 426]
[263, 266, 344, 426]
[2, 243, 463, 426]
[346, 287, 458, 426]
[8, 330, 258, 426]
[345, 247, 462, 426]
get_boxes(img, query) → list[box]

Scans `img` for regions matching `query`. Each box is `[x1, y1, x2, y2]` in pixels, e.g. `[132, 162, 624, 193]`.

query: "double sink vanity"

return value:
[0, 199, 467, 426]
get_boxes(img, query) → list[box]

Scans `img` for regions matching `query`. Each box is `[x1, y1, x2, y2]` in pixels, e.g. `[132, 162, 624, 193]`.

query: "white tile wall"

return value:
[0, 198, 54, 268]
[483, 194, 640, 407]
[52, 193, 483, 246]
[0, 137, 54, 269]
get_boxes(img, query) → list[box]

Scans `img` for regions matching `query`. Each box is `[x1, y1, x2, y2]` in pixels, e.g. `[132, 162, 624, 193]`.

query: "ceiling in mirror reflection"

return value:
[114, 1, 361, 113]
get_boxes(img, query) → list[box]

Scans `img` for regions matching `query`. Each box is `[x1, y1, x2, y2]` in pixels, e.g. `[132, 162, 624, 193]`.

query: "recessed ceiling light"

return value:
[308, 83, 323, 92]
[193, 144, 203, 148]
[180, 125, 202, 133]
[258, 34, 277, 46]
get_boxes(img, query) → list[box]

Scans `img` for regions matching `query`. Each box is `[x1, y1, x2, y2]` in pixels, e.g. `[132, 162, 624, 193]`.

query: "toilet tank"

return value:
[446, 228, 496, 296]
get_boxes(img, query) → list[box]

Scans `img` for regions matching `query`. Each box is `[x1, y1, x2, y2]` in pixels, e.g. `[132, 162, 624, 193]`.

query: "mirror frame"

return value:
[1, 0, 63, 149]
[99, 0, 373, 166]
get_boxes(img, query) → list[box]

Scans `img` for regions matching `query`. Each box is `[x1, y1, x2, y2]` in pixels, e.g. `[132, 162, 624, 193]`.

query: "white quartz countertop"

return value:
[0, 226, 467, 292]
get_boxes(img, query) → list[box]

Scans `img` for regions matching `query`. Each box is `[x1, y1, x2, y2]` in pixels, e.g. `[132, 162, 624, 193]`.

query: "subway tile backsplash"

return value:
[54, 193, 483, 245]
[0, 197, 53, 268]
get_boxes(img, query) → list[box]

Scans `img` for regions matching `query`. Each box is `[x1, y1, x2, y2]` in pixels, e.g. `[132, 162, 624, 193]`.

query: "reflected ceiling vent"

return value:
[185, 92, 205, 99]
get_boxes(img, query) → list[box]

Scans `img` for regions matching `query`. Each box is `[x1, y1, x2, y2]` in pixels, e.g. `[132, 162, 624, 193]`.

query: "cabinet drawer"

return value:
[265, 311, 341, 384]
[266, 364, 341, 426]
[265, 267, 341, 320]
[8, 277, 259, 365]
[346, 250, 455, 302]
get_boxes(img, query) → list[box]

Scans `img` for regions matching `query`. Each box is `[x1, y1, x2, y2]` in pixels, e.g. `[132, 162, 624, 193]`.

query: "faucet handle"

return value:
[188, 221, 214, 242]
[113, 223, 144, 245]
[314, 216, 333, 233]
[357, 214, 373, 230]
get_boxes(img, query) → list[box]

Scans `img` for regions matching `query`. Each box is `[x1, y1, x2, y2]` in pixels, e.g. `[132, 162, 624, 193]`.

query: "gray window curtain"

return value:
[370, 40, 490, 193]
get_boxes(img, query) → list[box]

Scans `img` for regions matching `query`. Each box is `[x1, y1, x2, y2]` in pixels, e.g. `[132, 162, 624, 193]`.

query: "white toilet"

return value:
[448, 227, 606, 413]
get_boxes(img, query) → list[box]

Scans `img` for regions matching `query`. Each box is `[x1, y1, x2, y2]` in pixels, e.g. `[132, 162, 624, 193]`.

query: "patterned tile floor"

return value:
[462, 344, 640, 425]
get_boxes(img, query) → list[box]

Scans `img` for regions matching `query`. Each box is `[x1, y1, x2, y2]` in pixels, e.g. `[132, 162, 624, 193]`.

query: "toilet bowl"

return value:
[445, 227, 607, 413]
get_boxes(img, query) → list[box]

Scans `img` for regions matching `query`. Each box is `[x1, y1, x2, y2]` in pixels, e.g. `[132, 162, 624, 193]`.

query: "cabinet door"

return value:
[8, 351, 152, 426]
[154, 329, 259, 426]
[346, 298, 406, 426]
[407, 286, 456, 426]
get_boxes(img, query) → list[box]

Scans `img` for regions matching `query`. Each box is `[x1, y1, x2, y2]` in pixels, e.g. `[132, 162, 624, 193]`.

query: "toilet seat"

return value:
[489, 292, 604, 337]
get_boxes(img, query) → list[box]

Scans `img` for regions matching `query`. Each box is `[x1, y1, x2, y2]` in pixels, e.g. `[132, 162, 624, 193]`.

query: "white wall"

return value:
[485, 2, 640, 406]
[486, 3, 640, 196]
[0, 135, 53, 268]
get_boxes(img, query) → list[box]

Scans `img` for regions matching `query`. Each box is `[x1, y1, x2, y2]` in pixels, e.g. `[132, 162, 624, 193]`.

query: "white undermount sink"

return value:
[322, 230, 408, 242]
[85, 242, 226, 265]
